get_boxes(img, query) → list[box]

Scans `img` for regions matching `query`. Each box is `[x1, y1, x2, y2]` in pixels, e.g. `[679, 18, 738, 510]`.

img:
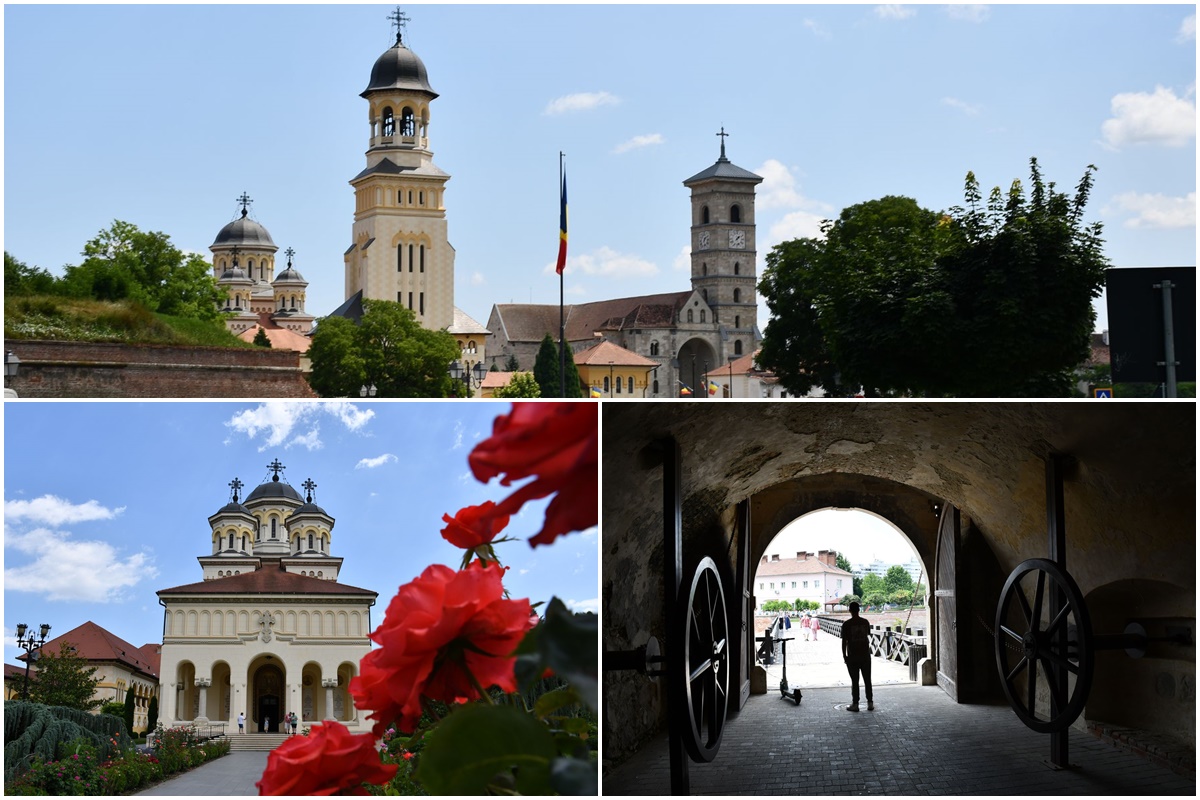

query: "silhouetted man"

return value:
[842, 601, 873, 711]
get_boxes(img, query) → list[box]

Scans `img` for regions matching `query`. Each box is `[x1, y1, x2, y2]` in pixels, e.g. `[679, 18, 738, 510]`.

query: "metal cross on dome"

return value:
[716, 126, 729, 159]
[388, 7, 410, 44]
[302, 478, 317, 502]
[267, 459, 286, 480]
[229, 477, 244, 502]
[285, 247, 295, 267]
[237, 192, 253, 217]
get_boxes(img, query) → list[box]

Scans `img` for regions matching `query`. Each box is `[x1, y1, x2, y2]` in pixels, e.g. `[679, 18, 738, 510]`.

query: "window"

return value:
[792, 582, 797, 589]
[408, 292, 413, 310]
[409, 244, 414, 272]
[382, 107, 394, 136]
[838, 579, 843, 588]
[308, 533, 314, 550]
[603, 376, 610, 393]
[420, 245, 425, 272]
[759, 582, 764, 590]
[687, 309, 694, 323]
[735, 315, 740, 328]
[408, 190, 413, 204]
[650, 341, 659, 356]
[734, 340, 743, 355]
[701, 205, 710, 224]
[419, 292, 424, 315]
[700, 310, 706, 323]
[228, 533, 234, 550]
[802, 581, 808, 588]
[702, 289, 708, 302]
[815, 580, 820, 588]
[397, 291, 402, 303]
[397, 244, 403, 272]
[731, 204, 742, 223]
[734, 262, 740, 275]
[769, 582, 774, 590]
[653, 379, 660, 393]
[271, 518, 277, 539]
[702, 263, 707, 276]
[615, 377, 622, 394]
[242, 535, 248, 550]
[401, 107, 415, 136]
[733, 288, 741, 303]
[628, 375, 635, 393]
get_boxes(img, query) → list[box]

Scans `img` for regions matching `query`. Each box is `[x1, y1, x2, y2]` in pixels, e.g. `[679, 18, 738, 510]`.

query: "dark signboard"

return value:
[1105, 267, 1195, 384]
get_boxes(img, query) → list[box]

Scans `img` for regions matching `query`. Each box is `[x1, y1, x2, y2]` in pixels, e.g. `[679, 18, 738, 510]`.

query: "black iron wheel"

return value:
[672, 556, 729, 762]
[994, 558, 1094, 733]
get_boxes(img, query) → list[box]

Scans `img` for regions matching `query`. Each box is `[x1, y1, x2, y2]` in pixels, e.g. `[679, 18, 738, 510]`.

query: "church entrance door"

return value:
[254, 664, 284, 733]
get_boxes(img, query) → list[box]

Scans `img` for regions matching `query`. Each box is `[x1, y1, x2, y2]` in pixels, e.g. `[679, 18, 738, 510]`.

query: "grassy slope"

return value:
[4, 295, 253, 348]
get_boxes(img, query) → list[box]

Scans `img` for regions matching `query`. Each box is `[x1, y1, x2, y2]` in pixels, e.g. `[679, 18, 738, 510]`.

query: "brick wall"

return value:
[5, 340, 316, 398]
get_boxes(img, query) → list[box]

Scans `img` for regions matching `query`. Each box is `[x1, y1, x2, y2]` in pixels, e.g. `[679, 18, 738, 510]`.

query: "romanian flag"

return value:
[679, 382, 693, 397]
[708, 381, 719, 396]
[590, 386, 602, 398]
[555, 170, 568, 275]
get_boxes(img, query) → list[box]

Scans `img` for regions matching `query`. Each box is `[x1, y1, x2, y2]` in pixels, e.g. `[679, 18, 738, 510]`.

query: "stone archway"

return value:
[675, 337, 719, 398]
[248, 658, 286, 733]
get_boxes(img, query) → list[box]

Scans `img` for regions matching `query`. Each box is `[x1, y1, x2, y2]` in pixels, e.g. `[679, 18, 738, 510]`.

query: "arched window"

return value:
[308, 533, 314, 550]
[603, 376, 610, 393]
[733, 288, 741, 303]
[628, 375, 635, 394]
[247, 259, 255, 281]
[401, 107, 415, 136]
[735, 315, 741, 328]
[271, 518, 277, 539]
[701, 206, 710, 224]
[615, 377, 622, 394]
[702, 289, 708, 302]
[409, 244, 414, 272]
[420, 245, 425, 272]
[700, 310, 707, 323]
[650, 341, 659, 356]
[242, 534, 248, 551]
[734, 340, 744, 355]
[687, 309, 694, 323]
[702, 263, 707, 276]
[382, 107, 395, 137]
[397, 244, 403, 272]
[419, 191, 424, 206]
[228, 533, 234, 550]
[734, 262, 740, 275]
[731, 204, 742, 223]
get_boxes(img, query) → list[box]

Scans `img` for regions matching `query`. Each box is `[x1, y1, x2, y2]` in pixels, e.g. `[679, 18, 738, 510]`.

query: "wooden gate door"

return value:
[733, 500, 752, 710]
[934, 504, 960, 701]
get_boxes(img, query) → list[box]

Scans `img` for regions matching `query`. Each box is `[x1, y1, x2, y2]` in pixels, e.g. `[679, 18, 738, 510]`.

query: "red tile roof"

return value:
[158, 562, 376, 597]
[24, 621, 161, 679]
[755, 556, 853, 578]
[237, 320, 313, 353]
[574, 340, 658, 367]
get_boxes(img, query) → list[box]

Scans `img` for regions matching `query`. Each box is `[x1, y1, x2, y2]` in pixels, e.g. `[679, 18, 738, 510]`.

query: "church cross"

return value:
[236, 192, 253, 217]
[229, 477, 244, 502]
[267, 459, 286, 481]
[285, 247, 295, 267]
[302, 478, 317, 502]
[231, 245, 240, 266]
[716, 127, 729, 159]
[388, 7, 410, 44]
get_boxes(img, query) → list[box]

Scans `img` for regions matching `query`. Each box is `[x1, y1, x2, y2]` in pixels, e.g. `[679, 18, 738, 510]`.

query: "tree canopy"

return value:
[884, 565, 914, 595]
[307, 300, 460, 397]
[4, 252, 57, 296]
[27, 642, 102, 711]
[493, 372, 542, 398]
[758, 160, 1108, 397]
[532, 334, 583, 398]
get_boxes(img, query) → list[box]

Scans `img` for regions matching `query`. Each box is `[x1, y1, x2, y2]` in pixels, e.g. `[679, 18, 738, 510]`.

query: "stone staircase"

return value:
[227, 733, 292, 752]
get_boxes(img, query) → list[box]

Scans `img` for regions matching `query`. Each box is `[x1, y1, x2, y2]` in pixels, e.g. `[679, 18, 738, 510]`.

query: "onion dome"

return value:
[363, 37, 437, 98]
[272, 248, 307, 285]
[288, 479, 333, 524]
[212, 207, 278, 251]
[208, 479, 256, 525]
[245, 459, 303, 504]
[220, 264, 251, 282]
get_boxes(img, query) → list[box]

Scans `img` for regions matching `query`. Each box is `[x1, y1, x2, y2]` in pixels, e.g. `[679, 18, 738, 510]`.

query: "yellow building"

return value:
[574, 340, 658, 398]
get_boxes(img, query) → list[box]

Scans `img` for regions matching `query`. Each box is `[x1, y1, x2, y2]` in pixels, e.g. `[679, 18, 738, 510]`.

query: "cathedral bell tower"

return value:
[344, 8, 454, 332]
[684, 129, 763, 362]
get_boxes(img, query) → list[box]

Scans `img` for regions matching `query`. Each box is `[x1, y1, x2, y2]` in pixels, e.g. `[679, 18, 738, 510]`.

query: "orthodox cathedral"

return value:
[156, 462, 376, 733]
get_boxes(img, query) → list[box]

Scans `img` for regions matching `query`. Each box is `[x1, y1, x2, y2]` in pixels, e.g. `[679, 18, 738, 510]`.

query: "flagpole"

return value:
[558, 151, 566, 398]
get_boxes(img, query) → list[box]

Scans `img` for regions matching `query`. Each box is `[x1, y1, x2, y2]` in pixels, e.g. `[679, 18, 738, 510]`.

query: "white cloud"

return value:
[5, 528, 157, 603]
[1106, 191, 1197, 229]
[355, 453, 397, 470]
[225, 403, 374, 451]
[1101, 86, 1196, 149]
[567, 597, 600, 614]
[1177, 14, 1195, 43]
[452, 420, 466, 450]
[803, 19, 832, 38]
[4, 495, 124, 526]
[756, 159, 808, 210]
[672, 244, 692, 272]
[753, 159, 835, 245]
[942, 96, 982, 116]
[875, 5, 916, 20]
[550, 246, 659, 278]
[613, 133, 664, 154]
[543, 91, 619, 115]
[946, 5, 990, 23]
[470, 271, 486, 286]
[770, 210, 829, 243]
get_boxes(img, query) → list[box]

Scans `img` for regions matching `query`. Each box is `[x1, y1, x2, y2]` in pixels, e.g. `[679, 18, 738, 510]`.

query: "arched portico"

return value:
[676, 337, 719, 397]
[247, 655, 287, 733]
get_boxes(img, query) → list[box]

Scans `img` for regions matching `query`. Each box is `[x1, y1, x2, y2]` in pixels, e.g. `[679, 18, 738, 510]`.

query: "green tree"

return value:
[839, 594, 860, 608]
[860, 573, 885, 601]
[4, 252, 59, 296]
[884, 565, 914, 595]
[252, 327, 272, 348]
[493, 372, 542, 398]
[146, 695, 159, 734]
[122, 687, 137, 733]
[27, 642, 102, 711]
[504, 353, 520, 372]
[835, 552, 852, 573]
[60, 220, 224, 321]
[532, 334, 583, 398]
[306, 300, 459, 398]
[912, 583, 927, 604]
[100, 701, 126, 718]
[758, 160, 1108, 397]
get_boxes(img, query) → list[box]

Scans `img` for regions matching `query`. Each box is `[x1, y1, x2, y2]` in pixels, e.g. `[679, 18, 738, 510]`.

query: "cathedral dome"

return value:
[362, 40, 437, 98]
[290, 500, 330, 518]
[273, 265, 306, 285]
[245, 476, 304, 504]
[212, 211, 278, 251]
[219, 264, 250, 282]
[213, 499, 251, 516]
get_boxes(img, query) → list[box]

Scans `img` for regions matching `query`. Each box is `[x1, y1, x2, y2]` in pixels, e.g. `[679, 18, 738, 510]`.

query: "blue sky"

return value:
[3, 4, 1194, 336]
[3, 401, 599, 665]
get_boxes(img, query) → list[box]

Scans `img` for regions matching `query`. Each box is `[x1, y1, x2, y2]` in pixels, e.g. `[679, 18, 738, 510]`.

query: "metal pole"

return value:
[559, 152, 567, 398]
[662, 437, 688, 795]
[1155, 280, 1178, 398]
[1046, 454, 1069, 768]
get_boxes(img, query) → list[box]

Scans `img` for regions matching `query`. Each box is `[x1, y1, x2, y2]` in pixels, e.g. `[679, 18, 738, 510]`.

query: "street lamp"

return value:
[358, 384, 377, 398]
[448, 360, 486, 397]
[608, 361, 614, 398]
[4, 351, 20, 398]
[15, 623, 51, 700]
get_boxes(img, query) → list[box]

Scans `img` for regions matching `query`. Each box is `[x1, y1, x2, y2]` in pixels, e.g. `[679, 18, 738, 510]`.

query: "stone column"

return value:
[322, 678, 338, 721]
[194, 677, 211, 725]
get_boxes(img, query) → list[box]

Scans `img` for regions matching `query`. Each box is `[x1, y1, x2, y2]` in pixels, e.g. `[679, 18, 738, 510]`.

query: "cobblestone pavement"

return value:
[135, 752, 268, 796]
[764, 627, 912, 692]
[602, 684, 1196, 795]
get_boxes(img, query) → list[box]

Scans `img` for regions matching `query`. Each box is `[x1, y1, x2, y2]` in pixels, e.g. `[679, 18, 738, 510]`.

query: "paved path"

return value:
[603, 684, 1195, 795]
[135, 752, 268, 796]
[765, 626, 912, 693]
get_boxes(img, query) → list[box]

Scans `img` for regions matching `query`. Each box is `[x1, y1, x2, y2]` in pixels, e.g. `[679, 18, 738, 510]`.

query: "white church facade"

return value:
[156, 461, 376, 733]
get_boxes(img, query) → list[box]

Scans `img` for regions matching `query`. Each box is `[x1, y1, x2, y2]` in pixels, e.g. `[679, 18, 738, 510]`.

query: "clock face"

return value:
[729, 230, 746, 249]
[699, 232, 710, 249]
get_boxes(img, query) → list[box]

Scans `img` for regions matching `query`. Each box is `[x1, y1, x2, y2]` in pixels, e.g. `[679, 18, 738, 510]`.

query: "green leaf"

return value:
[416, 704, 557, 795]
[533, 686, 583, 721]
[514, 598, 597, 710]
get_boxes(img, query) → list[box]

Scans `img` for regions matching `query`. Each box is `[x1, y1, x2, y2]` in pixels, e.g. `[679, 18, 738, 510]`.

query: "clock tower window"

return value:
[731, 204, 742, 223]
[734, 262, 740, 275]
[701, 206, 710, 224]
[733, 288, 741, 303]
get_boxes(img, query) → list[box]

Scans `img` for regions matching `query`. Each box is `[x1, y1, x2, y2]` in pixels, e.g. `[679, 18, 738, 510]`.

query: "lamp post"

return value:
[448, 360, 486, 397]
[608, 361, 614, 398]
[5, 351, 20, 398]
[15, 623, 51, 700]
[691, 354, 697, 399]
[358, 384, 377, 398]
[703, 359, 709, 399]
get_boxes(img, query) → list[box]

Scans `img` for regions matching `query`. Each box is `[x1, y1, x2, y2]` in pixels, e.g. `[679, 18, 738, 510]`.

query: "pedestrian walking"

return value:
[289, 711, 298, 736]
[842, 601, 873, 712]
[237, 711, 245, 733]
[811, 615, 820, 640]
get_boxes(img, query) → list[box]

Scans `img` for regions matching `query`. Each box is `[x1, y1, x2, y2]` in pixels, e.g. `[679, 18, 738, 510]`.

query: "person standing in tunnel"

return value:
[842, 601, 873, 711]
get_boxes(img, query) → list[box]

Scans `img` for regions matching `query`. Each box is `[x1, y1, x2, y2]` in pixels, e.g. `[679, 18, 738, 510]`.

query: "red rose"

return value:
[350, 560, 533, 735]
[440, 501, 510, 549]
[255, 721, 397, 796]
[468, 402, 597, 546]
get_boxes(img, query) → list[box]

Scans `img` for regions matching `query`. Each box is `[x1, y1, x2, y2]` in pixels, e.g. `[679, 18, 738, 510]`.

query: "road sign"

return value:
[1093, 388, 1113, 398]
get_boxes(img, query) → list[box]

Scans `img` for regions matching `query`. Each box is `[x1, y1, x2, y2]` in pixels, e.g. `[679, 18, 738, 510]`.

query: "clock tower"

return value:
[344, 9, 454, 331]
[684, 129, 763, 362]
